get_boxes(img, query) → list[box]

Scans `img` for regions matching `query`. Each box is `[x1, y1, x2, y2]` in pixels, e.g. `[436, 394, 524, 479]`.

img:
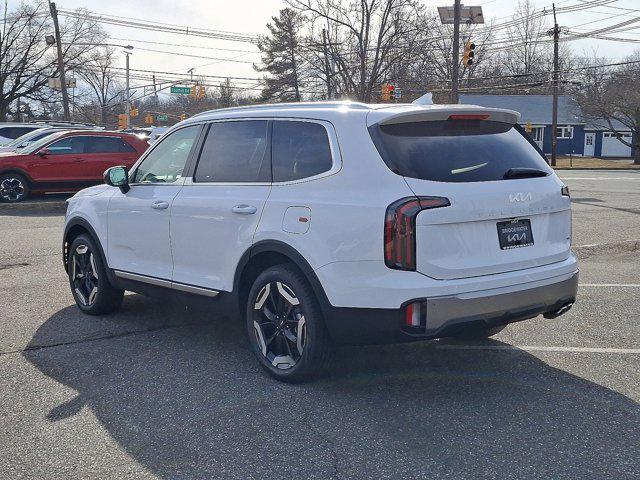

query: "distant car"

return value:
[147, 126, 169, 144]
[0, 126, 98, 153]
[0, 123, 44, 146]
[0, 131, 148, 202]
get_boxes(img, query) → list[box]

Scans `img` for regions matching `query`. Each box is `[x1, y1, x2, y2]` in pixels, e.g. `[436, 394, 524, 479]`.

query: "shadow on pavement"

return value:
[24, 296, 640, 479]
[0, 197, 68, 217]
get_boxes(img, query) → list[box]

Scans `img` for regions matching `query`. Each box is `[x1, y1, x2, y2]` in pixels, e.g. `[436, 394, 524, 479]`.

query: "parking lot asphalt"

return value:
[0, 170, 638, 479]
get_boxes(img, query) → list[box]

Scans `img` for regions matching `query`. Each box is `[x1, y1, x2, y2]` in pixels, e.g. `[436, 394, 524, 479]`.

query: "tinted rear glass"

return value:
[86, 136, 136, 153]
[272, 121, 332, 182]
[194, 121, 269, 183]
[369, 120, 551, 183]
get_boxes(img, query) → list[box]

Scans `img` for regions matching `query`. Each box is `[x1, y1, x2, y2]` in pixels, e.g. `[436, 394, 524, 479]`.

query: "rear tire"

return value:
[455, 324, 507, 340]
[0, 173, 30, 202]
[246, 264, 333, 383]
[68, 234, 124, 315]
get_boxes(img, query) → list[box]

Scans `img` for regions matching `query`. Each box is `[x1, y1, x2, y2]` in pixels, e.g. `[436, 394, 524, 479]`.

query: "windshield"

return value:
[22, 131, 68, 154]
[5, 128, 49, 148]
[369, 120, 552, 183]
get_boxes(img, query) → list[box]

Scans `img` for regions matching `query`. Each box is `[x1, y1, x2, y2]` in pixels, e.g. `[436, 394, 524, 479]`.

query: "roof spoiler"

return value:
[377, 106, 520, 126]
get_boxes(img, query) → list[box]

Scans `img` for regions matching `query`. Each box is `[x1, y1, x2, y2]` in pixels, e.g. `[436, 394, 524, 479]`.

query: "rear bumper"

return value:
[323, 270, 578, 345]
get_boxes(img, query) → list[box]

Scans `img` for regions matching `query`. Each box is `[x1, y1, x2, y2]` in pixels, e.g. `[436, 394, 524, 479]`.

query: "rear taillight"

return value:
[384, 196, 450, 271]
[561, 185, 570, 197]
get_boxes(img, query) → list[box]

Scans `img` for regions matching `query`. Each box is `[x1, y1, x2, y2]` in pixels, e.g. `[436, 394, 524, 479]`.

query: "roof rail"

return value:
[191, 101, 372, 118]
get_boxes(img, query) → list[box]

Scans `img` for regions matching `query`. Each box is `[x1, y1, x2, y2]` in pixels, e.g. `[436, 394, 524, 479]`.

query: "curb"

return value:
[573, 240, 640, 259]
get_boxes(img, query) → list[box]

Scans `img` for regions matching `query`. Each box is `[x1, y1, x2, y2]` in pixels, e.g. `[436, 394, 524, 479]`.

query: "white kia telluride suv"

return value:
[63, 102, 578, 381]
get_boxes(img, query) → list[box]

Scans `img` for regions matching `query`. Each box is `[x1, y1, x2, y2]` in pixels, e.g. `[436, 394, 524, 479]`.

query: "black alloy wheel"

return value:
[70, 243, 100, 308]
[246, 265, 332, 382]
[251, 280, 307, 370]
[0, 174, 29, 202]
[68, 234, 124, 315]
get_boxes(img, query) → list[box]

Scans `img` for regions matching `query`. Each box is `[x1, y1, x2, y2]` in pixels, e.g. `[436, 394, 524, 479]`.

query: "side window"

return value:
[87, 136, 136, 153]
[272, 121, 332, 182]
[194, 120, 269, 183]
[1, 127, 35, 139]
[133, 125, 199, 184]
[47, 136, 89, 154]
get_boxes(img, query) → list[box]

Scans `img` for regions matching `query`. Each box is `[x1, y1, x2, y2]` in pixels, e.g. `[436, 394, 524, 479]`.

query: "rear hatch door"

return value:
[369, 110, 571, 280]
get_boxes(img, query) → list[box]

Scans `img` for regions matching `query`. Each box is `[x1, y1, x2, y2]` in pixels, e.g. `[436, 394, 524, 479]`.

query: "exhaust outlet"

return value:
[543, 301, 574, 319]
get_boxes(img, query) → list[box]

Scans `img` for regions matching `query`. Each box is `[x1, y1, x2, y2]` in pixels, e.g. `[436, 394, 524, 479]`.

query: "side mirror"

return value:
[103, 166, 130, 193]
[36, 148, 51, 157]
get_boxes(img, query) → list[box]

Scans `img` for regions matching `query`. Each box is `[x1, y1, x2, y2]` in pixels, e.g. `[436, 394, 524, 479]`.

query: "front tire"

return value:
[68, 234, 124, 315]
[0, 173, 30, 202]
[246, 264, 332, 382]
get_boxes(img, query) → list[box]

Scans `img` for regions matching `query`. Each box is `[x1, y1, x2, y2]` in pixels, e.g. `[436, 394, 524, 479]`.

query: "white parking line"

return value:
[579, 283, 640, 287]
[561, 177, 640, 181]
[436, 345, 640, 354]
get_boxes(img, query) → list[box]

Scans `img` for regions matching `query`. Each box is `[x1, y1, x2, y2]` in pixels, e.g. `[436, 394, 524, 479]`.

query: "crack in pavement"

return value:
[0, 322, 202, 357]
[302, 409, 341, 480]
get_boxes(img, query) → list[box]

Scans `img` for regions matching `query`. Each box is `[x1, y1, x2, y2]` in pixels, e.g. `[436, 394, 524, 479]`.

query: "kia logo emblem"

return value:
[509, 192, 532, 203]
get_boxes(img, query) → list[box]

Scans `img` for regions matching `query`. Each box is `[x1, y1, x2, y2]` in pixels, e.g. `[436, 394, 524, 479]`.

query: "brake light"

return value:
[384, 196, 450, 271]
[561, 186, 570, 197]
[448, 114, 490, 120]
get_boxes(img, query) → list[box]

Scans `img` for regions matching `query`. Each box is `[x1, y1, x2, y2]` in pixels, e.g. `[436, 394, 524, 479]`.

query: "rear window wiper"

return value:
[503, 168, 549, 180]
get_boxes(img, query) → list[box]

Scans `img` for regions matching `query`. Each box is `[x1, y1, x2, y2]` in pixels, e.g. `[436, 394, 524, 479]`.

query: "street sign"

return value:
[393, 88, 402, 99]
[47, 77, 76, 89]
[156, 114, 168, 121]
[170, 86, 192, 95]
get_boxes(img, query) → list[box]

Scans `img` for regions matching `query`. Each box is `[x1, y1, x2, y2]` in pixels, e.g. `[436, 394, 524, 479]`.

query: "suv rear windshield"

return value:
[369, 120, 551, 183]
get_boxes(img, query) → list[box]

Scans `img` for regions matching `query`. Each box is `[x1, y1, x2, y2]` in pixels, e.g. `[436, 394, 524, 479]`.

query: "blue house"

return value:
[460, 94, 635, 158]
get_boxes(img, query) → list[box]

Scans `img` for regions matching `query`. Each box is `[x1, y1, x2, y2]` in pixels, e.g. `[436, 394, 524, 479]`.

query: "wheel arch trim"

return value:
[234, 240, 333, 310]
[0, 168, 34, 184]
[63, 217, 110, 279]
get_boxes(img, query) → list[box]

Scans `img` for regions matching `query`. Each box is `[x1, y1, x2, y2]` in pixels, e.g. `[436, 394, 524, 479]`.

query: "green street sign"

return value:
[170, 86, 191, 95]
[156, 114, 168, 121]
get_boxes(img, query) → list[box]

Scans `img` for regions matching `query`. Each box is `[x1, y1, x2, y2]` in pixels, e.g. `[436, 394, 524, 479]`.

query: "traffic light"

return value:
[130, 107, 138, 118]
[144, 114, 154, 125]
[463, 41, 476, 66]
[179, 113, 187, 121]
[197, 86, 205, 99]
[380, 83, 395, 102]
[117, 113, 128, 129]
[189, 85, 197, 98]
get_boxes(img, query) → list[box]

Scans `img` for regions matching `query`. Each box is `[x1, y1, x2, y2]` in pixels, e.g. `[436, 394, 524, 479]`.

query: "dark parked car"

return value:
[0, 131, 148, 202]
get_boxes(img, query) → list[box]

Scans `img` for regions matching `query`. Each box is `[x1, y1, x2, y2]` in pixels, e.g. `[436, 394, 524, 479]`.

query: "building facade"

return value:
[460, 94, 635, 158]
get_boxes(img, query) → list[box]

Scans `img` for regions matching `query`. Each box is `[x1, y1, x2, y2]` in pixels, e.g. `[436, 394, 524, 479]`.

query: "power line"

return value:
[58, 9, 260, 44]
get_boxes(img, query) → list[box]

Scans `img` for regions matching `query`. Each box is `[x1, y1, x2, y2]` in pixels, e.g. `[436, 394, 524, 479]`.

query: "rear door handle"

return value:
[151, 200, 169, 210]
[231, 204, 257, 215]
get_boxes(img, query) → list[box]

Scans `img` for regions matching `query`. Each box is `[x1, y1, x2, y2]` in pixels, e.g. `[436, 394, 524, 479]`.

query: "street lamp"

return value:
[438, 2, 484, 104]
[123, 45, 134, 128]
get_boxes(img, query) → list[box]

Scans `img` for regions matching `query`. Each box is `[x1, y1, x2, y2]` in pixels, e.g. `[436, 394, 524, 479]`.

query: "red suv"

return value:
[0, 130, 148, 202]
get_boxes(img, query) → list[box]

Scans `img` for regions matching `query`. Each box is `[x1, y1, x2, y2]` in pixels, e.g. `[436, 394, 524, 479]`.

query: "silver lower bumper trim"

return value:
[425, 271, 578, 334]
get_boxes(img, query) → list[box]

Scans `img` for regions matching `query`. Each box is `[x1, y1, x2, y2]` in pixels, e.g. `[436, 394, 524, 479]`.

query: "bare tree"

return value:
[75, 47, 123, 124]
[0, 1, 105, 120]
[574, 53, 640, 164]
[500, 0, 549, 77]
[287, 0, 421, 102]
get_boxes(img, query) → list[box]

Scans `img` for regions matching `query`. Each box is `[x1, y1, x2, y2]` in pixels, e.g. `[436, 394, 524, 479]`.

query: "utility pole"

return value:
[322, 28, 332, 100]
[49, 1, 70, 121]
[125, 50, 131, 127]
[152, 74, 158, 101]
[550, 3, 560, 167]
[451, 0, 461, 104]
